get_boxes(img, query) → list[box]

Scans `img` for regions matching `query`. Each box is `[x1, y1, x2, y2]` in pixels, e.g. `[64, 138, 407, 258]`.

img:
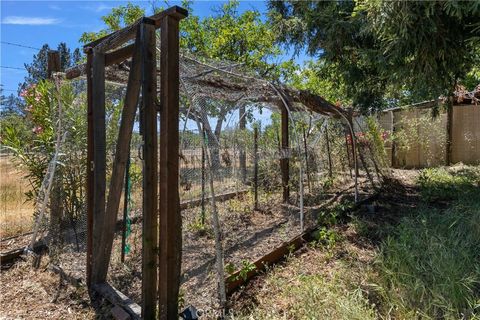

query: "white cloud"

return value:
[49, 5, 61, 11]
[81, 3, 114, 13]
[2, 16, 61, 25]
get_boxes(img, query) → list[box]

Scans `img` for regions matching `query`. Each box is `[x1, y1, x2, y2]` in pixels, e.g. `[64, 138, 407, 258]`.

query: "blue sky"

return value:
[1, 0, 309, 96]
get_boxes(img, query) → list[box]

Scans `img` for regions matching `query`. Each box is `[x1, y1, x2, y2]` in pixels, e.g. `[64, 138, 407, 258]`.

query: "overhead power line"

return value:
[1, 41, 41, 51]
[0, 65, 26, 71]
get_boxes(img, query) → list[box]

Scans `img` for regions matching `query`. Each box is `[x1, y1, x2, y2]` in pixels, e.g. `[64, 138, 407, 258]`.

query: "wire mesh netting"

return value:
[24, 34, 389, 313]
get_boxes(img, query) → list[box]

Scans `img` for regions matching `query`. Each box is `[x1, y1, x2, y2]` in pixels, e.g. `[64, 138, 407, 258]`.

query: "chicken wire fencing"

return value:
[26, 76, 132, 284]
[25, 44, 389, 313]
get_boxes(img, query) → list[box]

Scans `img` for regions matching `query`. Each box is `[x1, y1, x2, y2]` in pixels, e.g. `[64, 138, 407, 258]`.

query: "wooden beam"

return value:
[98, 27, 143, 283]
[90, 51, 107, 286]
[121, 151, 130, 263]
[105, 44, 134, 66]
[86, 51, 94, 288]
[180, 190, 248, 210]
[65, 64, 85, 80]
[158, 13, 183, 320]
[140, 20, 158, 320]
[93, 283, 142, 320]
[86, 6, 188, 52]
[281, 106, 290, 203]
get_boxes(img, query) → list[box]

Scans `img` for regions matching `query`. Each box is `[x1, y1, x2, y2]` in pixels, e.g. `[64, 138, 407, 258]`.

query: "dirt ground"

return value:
[0, 172, 380, 319]
[230, 169, 421, 316]
[0, 257, 102, 319]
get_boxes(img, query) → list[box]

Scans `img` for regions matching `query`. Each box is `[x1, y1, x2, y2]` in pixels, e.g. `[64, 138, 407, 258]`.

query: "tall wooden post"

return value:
[344, 125, 353, 178]
[47, 50, 64, 257]
[140, 19, 158, 320]
[325, 122, 333, 178]
[121, 149, 130, 263]
[390, 110, 396, 167]
[446, 102, 453, 165]
[253, 126, 259, 211]
[281, 106, 290, 203]
[158, 10, 187, 319]
[90, 51, 106, 286]
[85, 49, 94, 288]
[47, 50, 61, 78]
[201, 132, 206, 225]
[239, 105, 247, 183]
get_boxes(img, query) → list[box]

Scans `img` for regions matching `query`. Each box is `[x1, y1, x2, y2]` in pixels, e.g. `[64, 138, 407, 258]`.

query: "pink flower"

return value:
[19, 90, 27, 97]
[32, 126, 43, 134]
[25, 105, 33, 112]
[35, 96, 41, 102]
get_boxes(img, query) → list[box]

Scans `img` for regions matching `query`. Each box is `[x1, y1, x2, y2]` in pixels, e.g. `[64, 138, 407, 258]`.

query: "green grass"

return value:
[234, 255, 377, 320]
[237, 165, 480, 320]
[374, 166, 480, 319]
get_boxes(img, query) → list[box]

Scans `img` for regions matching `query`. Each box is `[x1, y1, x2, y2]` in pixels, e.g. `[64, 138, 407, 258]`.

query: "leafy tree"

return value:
[268, 1, 388, 113]
[268, 0, 480, 112]
[80, 1, 282, 164]
[367, 1, 480, 100]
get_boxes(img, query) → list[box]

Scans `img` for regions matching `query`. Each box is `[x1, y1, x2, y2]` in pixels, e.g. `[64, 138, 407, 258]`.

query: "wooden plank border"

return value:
[93, 283, 142, 320]
[180, 190, 248, 210]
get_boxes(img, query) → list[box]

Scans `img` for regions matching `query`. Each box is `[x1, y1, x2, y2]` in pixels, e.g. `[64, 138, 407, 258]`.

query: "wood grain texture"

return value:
[140, 21, 158, 320]
[99, 27, 142, 284]
[158, 15, 182, 320]
[281, 106, 290, 203]
[90, 52, 106, 286]
[86, 51, 93, 288]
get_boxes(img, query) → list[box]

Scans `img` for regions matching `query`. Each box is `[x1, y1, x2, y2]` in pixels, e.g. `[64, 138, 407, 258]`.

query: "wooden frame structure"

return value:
[78, 6, 187, 319]
[57, 5, 366, 316]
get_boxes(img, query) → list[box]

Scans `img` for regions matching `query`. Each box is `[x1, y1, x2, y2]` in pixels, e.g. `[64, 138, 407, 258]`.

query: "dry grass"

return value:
[0, 257, 100, 319]
[231, 225, 378, 320]
[0, 156, 34, 238]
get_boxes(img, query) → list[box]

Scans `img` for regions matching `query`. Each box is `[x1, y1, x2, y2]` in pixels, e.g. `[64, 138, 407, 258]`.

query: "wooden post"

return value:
[90, 51, 107, 286]
[47, 50, 61, 78]
[239, 105, 247, 183]
[254, 126, 259, 211]
[140, 19, 158, 320]
[281, 106, 289, 203]
[47, 50, 64, 261]
[121, 150, 131, 263]
[158, 10, 186, 319]
[201, 132, 206, 225]
[325, 122, 333, 178]
[446, 102, 453, 165]
[347, 113, 359, 203]
[344, 125, 353, 178]
[100, 26, 142, 285]
[390, 111, 396, 167]
[85, 49, 94, 289]
[302, 126, 311, 193]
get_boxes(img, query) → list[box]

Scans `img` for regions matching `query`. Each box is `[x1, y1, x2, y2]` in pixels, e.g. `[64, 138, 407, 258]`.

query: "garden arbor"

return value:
[62, 5, 360, 319]
[82, 6, 187, 319]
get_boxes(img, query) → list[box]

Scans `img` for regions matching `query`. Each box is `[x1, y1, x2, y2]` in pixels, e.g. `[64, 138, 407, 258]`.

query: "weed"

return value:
[312, 227, 340, 252]
[374, 165, 480, 319]
[417, 166, 477, 202]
